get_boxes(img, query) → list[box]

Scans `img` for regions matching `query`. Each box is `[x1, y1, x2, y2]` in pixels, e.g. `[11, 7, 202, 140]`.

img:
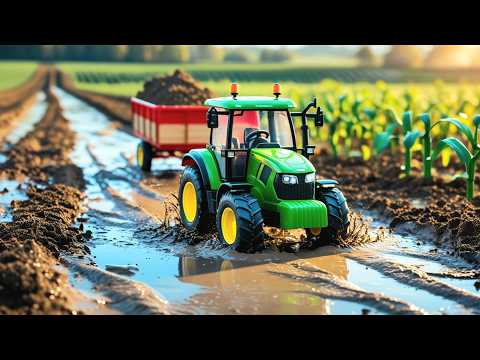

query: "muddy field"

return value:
[1, 66, 480, 315]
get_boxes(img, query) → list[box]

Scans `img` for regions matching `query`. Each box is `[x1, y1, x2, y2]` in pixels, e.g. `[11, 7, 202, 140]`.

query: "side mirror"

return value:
[207, 108, 218, 128]
[314, 107, 324, 127]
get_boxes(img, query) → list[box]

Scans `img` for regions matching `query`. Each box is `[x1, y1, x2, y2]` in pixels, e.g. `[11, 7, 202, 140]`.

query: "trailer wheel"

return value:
[305, 187, 349, 249]
[216, 192, 264, 252]
[178, 166, 213, 234]
[137, 141, 153, 172]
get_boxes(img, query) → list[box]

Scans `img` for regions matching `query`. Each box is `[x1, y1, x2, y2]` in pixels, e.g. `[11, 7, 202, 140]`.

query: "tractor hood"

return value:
[250, 148, 315, 174]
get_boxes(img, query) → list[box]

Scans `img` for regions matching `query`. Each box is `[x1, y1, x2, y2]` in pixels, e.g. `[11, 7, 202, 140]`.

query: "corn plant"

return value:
[374, 109, 420, 176]
[432, 138, 480, 201]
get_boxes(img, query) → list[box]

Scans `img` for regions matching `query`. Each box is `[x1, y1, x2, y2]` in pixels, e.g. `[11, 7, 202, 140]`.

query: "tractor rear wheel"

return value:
[216, 192, 264, 252]
[137, 141, 153, 172]
[305, 187, 349, 249]
[178, 166, 213, 234]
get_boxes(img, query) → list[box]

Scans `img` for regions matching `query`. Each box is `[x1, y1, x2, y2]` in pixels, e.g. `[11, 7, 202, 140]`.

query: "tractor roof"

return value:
[205, 96, 296, 110]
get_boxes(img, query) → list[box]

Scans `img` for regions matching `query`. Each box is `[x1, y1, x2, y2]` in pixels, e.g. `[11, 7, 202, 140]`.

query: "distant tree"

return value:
[126, 45, 146, 62]
[157, 45, 190, 63]
[102, 45, 129, 62]
[39, 45, 56, 61]
[259, 48, 294, 63]
[191, 45, 224, 63]
[424, 45, 472, 69]
[356, 45, 378, 67]
[383, 45, 423, 68]
[224, 48, 253, 63]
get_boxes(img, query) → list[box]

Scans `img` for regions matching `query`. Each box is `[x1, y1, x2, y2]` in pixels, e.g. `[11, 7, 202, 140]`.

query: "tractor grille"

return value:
[274, 174, 315, 200]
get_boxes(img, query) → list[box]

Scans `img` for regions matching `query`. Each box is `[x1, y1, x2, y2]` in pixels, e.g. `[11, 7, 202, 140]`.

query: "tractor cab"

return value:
[205, 83, 323, 182]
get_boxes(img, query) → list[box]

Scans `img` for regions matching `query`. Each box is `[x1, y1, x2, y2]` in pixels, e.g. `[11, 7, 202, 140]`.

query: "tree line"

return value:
[0, 45, 294, 63]
[357, 45, 480, 69]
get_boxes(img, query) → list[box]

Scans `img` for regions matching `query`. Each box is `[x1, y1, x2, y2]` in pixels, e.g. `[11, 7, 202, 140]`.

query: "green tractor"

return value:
[179, 83, 349, 251]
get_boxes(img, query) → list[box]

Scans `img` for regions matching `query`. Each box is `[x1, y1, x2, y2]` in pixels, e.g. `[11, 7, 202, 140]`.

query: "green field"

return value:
[0, 61, 38, 91]
[58, 59, 357, 75]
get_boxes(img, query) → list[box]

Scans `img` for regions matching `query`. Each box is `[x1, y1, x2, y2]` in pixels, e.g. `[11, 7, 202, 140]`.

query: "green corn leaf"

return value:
[386, 123, 398, 136]
[402, 111, 413, 133]
[418, 113, 431, 131]
[374, 132, 394, 155]
[438, 118, 475, 147]
[364, 108, 377, 120]
[324, 96, 335, 114]
[473, 114, 480, 128]
[452, 171, 469, 180]
[403, 130, 422, 149]
[352, 99, 361, 120]
[432, 137, 472, 166]
[473, 149, 480, 162]
[384, 108, 401, 127]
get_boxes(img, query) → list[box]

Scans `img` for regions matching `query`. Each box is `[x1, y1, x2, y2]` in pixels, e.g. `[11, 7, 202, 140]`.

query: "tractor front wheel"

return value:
[305, 187, 349, 249]
[137, 141, 153, 172]
[216, 192, 264, 252]
[178, 166, 213, 233]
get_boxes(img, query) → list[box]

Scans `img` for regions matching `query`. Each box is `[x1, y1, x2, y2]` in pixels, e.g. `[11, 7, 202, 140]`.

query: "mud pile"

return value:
[312, 153, 480, 263]
[0, 185, 87, 314]
[136, 69, 213, 105]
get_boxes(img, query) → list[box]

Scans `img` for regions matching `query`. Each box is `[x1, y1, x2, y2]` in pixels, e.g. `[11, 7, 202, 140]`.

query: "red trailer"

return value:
[131, 97, 209, 171]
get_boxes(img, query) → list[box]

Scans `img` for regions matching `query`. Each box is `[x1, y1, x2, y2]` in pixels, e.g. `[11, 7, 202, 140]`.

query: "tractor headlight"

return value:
[305, 173, 315, 183]
[281, 175, 298, 185]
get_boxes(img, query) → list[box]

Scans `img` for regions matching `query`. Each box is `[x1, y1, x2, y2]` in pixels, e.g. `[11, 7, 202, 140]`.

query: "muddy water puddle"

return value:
[55, 87, 480, 315]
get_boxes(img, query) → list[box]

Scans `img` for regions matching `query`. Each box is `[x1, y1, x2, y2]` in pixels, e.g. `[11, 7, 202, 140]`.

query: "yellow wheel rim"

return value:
[182, 182, 197, 222]
[221, 207, 237, 245]
[310, 228, 322, 236]
[137, 145, 144, 167]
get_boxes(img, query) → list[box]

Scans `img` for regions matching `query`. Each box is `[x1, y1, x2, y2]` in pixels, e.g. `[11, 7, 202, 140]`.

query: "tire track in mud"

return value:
[65, 258, 187, 315]
[271, 260, 426, 315]
[345, 252, 480, 314]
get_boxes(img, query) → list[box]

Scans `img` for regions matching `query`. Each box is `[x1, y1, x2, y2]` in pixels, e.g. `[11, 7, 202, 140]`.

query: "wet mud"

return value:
[312, 154, 480, 264]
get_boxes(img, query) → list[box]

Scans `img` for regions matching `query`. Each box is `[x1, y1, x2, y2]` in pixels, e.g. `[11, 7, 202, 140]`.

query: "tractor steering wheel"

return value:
[245, 130, 270, 148]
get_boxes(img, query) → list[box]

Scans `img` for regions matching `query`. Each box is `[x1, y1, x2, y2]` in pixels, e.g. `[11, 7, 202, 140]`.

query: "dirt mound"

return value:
[136, 69, 213, 105]
[0, 184, 87, 315]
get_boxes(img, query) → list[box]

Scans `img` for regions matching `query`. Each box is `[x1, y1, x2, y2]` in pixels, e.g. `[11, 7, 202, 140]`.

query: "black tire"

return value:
[178, 166, 213, 234]
[137, 141, 153, 172]
[305, 187, 350, 248]
[216, 192, 264, 252]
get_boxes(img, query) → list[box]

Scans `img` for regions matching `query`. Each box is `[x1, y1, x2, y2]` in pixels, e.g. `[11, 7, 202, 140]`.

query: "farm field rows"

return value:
[1, 63, 480, 315]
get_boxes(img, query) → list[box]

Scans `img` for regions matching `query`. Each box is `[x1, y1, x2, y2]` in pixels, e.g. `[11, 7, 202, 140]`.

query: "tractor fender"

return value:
[315, 179, 339, 190]
[182, 152, 212, 190]
[216, 182, 252, 205]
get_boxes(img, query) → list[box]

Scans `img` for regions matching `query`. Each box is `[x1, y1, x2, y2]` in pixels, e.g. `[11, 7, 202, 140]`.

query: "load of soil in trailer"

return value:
[136, 69, 213, 105]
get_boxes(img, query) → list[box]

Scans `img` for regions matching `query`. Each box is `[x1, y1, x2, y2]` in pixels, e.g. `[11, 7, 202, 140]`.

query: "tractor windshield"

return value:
[229, 110, 294, 149]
